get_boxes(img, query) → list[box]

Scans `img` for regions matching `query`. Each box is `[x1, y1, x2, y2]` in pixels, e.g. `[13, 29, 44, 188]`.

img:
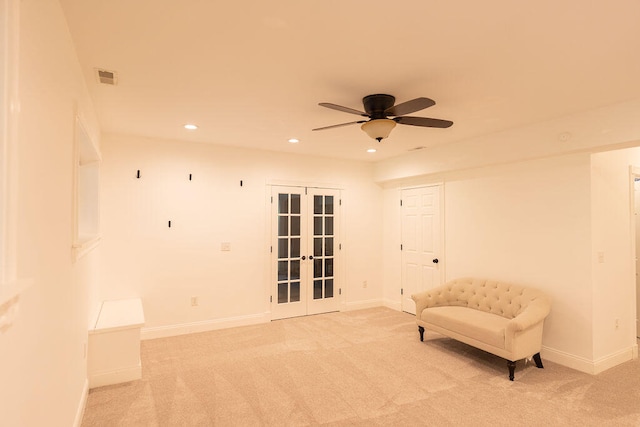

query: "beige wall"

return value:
[381, 154, 595, 362]
[378, 128, 640, 374]
[443, 155, 594, 359]
[0, 0, 101, 425]
[99, 133, 383, 336]
[590, 147, 640, 367]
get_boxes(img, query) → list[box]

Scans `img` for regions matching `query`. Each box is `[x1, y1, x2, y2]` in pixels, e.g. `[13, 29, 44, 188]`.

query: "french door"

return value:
[271, 186, 341, 320]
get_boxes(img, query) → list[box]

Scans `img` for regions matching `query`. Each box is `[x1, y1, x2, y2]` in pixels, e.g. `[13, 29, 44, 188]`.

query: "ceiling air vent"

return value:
[95, 68, 118, 85]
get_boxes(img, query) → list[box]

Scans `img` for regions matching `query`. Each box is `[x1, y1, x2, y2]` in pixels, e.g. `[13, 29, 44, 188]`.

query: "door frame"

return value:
[266, 183, 344, 320]
[400, 184, 445, 313]
[629, 166, 640, 340]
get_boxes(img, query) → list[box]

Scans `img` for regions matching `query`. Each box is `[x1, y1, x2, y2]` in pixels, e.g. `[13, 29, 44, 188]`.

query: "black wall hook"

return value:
[136, 170, 141, 179]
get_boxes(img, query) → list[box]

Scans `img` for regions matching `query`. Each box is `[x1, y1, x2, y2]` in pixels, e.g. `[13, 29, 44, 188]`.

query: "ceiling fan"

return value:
[313, 94, 453, 142]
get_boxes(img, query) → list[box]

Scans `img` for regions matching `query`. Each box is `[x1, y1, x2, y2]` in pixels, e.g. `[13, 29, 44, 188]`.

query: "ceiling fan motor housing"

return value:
[363, 94, 395, 119]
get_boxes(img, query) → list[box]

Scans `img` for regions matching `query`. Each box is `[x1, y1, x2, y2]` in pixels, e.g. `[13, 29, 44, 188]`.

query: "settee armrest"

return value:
[411, 284, 455, 317]
[411, 290, 432, 317]
[506, 297, 551, 333]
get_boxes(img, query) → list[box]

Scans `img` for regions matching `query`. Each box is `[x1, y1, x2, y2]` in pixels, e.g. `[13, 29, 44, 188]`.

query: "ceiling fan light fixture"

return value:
[361, 119, 396, 142]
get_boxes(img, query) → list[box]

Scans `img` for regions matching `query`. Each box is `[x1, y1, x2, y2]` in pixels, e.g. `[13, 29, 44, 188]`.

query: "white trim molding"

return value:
[382, 298, 401, 312]
[0, 0, 28, 310]
[542, 344, 637, 375]
[73, 379, 89, 427]
[342, 298, 384, 311]
[141, 311, 271, 340]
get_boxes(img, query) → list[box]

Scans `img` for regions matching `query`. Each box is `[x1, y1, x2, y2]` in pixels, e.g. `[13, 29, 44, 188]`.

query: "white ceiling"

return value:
[59, 0, 640, 162]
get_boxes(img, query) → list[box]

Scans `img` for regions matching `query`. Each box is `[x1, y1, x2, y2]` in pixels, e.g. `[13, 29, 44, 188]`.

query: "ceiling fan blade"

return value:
[319, 102, 368, 117]
[394, 116, 453, 128]
[385, 97, 435, 116]
[312, 120, 366, 131]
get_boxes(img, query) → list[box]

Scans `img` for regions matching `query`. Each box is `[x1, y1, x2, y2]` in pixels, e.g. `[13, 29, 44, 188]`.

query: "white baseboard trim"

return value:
[342, 299, 384, 311]
[89, 364, 142, 389]
[541, 346, 594, 374]
[382, 298, 401, 312]
[141, 312, 270, 340]
[592, 346, 636, 374]
[73, 378, 89, 427]
[542, 344, 636, 375]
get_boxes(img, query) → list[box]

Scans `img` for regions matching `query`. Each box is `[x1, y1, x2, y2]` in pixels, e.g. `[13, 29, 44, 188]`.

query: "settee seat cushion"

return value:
[421, 306, 508, 350]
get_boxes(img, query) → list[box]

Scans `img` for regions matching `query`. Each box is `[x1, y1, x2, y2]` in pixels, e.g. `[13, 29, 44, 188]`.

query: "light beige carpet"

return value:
[82, 307, 640, 426]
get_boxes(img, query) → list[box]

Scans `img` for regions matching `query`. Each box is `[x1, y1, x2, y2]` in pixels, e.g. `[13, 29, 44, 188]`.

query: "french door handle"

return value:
[309, 255, 314, 260]
[302, 256, 306, 260]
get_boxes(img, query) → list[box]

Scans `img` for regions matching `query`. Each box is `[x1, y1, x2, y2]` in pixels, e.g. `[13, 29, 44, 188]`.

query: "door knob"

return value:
[302, 256, 306, 260]
[433, 258, 439, 264]
[309, 255, 314, 260]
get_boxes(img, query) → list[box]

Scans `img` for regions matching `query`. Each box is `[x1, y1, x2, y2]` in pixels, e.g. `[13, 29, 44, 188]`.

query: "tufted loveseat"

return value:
[411, 278, 551, 380]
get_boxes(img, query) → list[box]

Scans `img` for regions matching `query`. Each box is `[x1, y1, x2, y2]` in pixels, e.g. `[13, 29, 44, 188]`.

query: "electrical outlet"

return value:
[363, 280, 368, 288]
[191, 296, 198, 307]
[615, 318, 620, 329]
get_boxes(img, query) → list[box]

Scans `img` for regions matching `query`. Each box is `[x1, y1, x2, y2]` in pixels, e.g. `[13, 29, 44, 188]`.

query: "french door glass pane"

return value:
[314, 259, 322, 278]
[313, 280, 322, 299]
[279, 194, 289, 214]
[325, 279, 334, 298]
[314, 217, 322, 235]
[291, 238, 300, 258]
[314, 195, 323, 214]
[314, 238, 322, 257]
[291, 194, 301, 214]
[325, 258, 333, 277]
[291, 216, 301, 236]
[278, 216, 288, 236]
[290, 282, 300, 302]
[278, 239, 288, 258]
[325, 238, 333, 256]
[278, 261, 288, 281]
[325, 217, 333, 235]
[325, 196, 334, 214]
[291, 260, 300, 280]
[278, 283, 288, 303]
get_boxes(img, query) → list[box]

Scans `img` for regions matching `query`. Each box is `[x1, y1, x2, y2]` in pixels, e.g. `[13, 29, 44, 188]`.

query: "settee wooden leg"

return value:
[507, 360, 516, 381]
[418, 326, 424, 342]
[533, 352, 544, 369]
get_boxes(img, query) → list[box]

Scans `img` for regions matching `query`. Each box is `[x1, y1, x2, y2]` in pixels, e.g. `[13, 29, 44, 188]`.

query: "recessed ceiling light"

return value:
[367, 148, 377, 153]
[184, 124, 198, 130]
[288, 138, 300, 143]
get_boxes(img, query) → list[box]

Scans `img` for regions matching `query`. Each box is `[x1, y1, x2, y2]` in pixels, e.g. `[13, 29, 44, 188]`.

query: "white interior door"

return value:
[401, 185, 443, 314]
[271, 186, 340, 320]
[306, 188, 341, 315]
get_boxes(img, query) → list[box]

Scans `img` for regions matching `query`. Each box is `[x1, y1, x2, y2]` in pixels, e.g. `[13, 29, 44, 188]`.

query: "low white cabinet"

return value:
[88, 298, 145, 388]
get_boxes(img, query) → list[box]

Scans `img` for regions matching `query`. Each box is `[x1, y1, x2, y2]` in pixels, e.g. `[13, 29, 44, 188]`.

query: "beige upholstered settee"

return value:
[411, 278, 551, 380]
